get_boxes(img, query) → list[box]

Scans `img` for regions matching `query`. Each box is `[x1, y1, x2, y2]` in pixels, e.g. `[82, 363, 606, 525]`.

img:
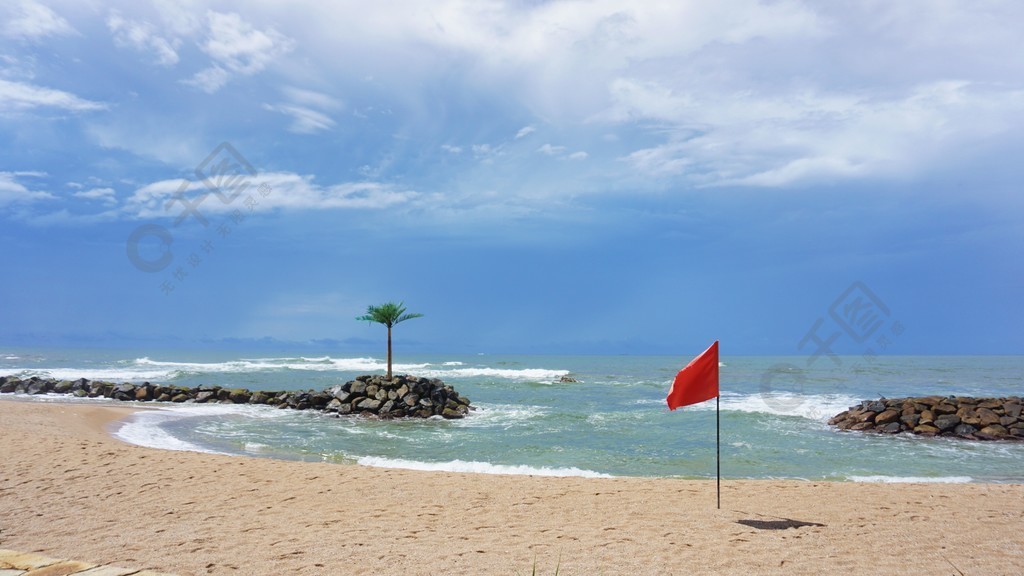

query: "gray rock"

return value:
[933, 414, 961, 432]
[865, 401, 886, 413]
[879, 422, 901, 433]
[195, 390, 217, 403]
[953, 423, 978, 437]
[356, 398, 381, 411]
[900, 413, 921, 427]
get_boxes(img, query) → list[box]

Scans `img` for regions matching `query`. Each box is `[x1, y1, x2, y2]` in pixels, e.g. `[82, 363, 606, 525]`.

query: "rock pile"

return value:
[0, 374, 472, 419]
[829, 396, 1023, 440]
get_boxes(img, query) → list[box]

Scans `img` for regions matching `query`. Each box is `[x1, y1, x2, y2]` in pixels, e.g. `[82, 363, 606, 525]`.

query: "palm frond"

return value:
[355, 301, 423, 327]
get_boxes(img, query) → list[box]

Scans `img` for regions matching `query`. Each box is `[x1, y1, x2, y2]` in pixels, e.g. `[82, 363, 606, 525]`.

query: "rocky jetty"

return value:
[829, 396, 1023, 440]
[0, 374, 472, 419]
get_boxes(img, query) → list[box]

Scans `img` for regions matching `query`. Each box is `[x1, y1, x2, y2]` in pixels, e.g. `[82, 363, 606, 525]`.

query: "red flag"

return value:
[666, 341, 719, 410]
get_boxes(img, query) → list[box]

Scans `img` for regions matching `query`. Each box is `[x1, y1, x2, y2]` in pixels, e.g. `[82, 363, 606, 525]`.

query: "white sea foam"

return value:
[2, 356, 565, 382]
[112, 403, 286, 454]
[114, 409, 225, 454]
[848, 475, 973, 484]
[415, 367, 569, 380]
[1, 367, 178, 381]
[452, 403, 545, 428]
[685, 392, 863, 422]
[356, 456, 613, 478]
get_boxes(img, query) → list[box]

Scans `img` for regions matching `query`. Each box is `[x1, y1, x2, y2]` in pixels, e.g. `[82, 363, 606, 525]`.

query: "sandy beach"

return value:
[0, 399, 1021, 575]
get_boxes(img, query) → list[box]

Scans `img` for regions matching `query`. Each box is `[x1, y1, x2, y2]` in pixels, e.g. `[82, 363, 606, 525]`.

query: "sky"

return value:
[1, 0, 1022, 356]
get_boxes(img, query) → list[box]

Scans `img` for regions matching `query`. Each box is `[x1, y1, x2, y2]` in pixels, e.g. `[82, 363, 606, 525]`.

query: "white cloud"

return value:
[185, 11, 293, 93]
[263, 103, 335, 134]
[2, 0, 73, 40]
[282, 87, 342, 110]
[183, 65, 230, 93]
[263, 87, 341, 133]
[537, 143, 587, 160]
[515, 125, 535, 139]
[123, 171, 418, 220]
[0, 171, 54, 206]
[0, 78, 105, 113]
[5, 0, 1024, 207]
[613, 78, 1024, 187]
[107, 11, 180, 66]
[537, 143, 565, 156]
[73, 187, 117, 204]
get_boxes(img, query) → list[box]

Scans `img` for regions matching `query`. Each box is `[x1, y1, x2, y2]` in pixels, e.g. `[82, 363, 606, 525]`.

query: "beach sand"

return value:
[0, 399, 1021, 575]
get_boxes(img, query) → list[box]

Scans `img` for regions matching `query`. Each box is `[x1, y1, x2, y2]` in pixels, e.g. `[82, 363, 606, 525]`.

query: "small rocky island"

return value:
[0, 374, 472, 419]
[829, 396, 1023, 440]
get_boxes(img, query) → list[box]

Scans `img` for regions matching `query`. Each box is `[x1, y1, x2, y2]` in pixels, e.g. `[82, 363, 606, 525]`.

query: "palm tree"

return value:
[356, 301, 424, 380]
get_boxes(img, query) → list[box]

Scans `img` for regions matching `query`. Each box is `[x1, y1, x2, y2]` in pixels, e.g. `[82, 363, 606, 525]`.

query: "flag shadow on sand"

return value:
[735, 518, 826, 530]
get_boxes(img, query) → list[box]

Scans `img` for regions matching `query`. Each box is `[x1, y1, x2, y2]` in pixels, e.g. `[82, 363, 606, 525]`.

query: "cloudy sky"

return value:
[1, 0, 1022, 355]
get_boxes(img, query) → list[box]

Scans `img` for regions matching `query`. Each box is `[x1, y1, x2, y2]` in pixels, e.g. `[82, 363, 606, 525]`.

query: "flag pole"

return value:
[716, 393, 721, 510]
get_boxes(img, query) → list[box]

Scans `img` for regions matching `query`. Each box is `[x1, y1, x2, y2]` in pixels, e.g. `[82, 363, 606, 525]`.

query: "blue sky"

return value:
[1, 0, 1022, 355]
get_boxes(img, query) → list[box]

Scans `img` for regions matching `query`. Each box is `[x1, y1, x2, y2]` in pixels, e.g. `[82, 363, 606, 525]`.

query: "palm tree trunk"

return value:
[386, 325, 393, 380]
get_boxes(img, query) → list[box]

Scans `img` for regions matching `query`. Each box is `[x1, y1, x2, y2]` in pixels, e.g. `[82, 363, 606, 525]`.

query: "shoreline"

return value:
[4, 393, 1020, 483]
[1, 398, 1022, 575]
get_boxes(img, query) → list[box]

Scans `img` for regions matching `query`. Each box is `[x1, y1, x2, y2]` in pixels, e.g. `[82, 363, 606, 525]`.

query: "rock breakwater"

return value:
[829, 396, 1023, 440]
[0, 374, 472, 419]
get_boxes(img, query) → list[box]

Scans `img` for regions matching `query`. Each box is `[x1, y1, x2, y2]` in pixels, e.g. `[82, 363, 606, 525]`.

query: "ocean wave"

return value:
[684, 391, 862, 421]
[1, 356, 567, 383]
[452, 403, 546, 428]
[2, 367, 183, 381]
[418, 367, 569, 381]
[112, 403, 295, 454]
[356, 456, 612, 478]
[847, 475, 973, 483]
[114, 409, 229, 455]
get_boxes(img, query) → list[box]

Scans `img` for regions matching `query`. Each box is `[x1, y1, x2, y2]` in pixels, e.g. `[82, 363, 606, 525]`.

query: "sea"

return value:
[2, 348, 1022, 483]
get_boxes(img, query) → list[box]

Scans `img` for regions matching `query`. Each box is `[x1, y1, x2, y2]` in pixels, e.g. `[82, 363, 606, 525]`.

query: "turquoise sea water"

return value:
[2, 349, 1022, 482]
